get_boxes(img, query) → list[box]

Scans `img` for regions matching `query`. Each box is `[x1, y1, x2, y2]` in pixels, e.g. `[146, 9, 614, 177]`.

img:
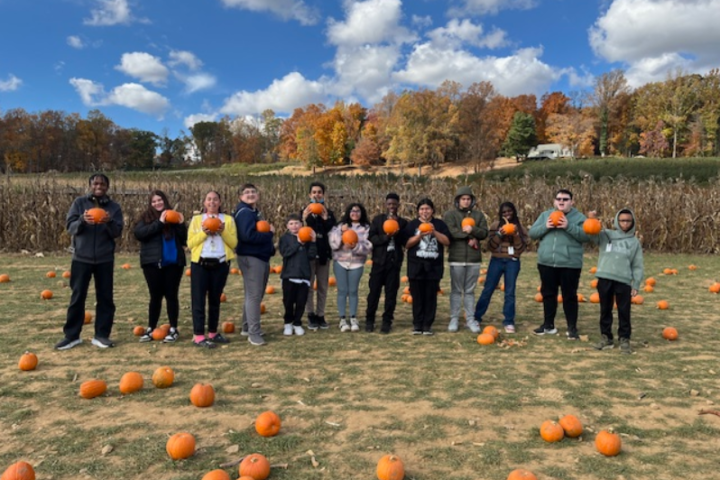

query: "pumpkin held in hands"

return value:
[342, 229, 359, 247]
[549, 210, 565, 226]
[203, 216, 222, 233]
[383, 219, 399, 235]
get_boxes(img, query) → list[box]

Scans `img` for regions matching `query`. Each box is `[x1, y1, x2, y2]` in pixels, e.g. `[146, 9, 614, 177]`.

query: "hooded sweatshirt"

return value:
[529, 207, 590, 269]
[593, 209, 644, 290]
[443, 186, 489, 264]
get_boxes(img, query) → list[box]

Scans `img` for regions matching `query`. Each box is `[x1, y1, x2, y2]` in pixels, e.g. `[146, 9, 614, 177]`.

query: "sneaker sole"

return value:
[56, 339, 82, 350]
[91, 339, 114, 348]
[248, 339, 267, 346]
[595, 345, 615, 350]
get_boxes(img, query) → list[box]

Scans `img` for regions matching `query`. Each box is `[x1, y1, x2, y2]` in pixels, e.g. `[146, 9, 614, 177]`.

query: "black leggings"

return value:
[142, 264, 184, 329]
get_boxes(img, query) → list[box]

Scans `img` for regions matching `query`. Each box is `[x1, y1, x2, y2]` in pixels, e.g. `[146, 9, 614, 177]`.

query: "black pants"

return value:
[538, 264, 581, 331]
[64, 260, 115, 340]
[190, 261, 230, 336]
[597, 278, 632, 340]
[282, 279, 309, 326]
[365, 260, 402, 326]
[142, 264, 184, 329]
[409, 279, 440, 331]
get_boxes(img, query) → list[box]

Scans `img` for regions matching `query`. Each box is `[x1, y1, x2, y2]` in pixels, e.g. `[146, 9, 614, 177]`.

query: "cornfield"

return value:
[1, 173, 719, 253]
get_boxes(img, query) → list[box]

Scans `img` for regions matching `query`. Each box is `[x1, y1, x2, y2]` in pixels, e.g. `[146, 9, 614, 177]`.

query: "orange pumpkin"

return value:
[298, 226, 314, 243]
[18, 352, 38, 371]
[265, 285, 275, 295]
[643, 285, 654, 293]
[1, 461, 35, 480]
[631, 295, 644, 305]
[62, 270, 71, 278]
[308, 203, 324, 215]
[164, 210, 182, 224]
[119, 372, 144, 395]
[401, 276, 409, 283]
[461, 217, 476, 228]
[190, 383, 215, 408]
[577, 293, 586, 302]
[662, 268, 673, 275]
[87, 207, 107, 223]
[239, 453, 271, 480]
[376, 454, 405, 480]
[84, 311, 93, 324]
[549, 210, 565, 226]
[260, 302, 266, 314]
[79, 379, 107, 399]
[595, 429, 622, 456]
[478, 276, 486, 284]
[151, 328, 167, 341]
[256, 220, 271, 233]
[230, 267, 240, 275]
[166, 432, 196, 460]
[46, 270, 56, 278]
[501, 222, 516, 235]
[557, 294, 563, 303]
[558, 414, 583, 438]
[662, 326, 678, 341]
[709, 283, 720, 293]
[152, 366, 175, 389]
[589, 266, 597, 274]
[383, 219, 400, 235]
[203, 215, 223, 233]
[689, 264, 698, 271]
[590, 279, 598, 288]
[590, 292, 600, 303]
[0, 273, 10, 283]
[482, 325, 499, 339]
[133, 326, 145, 336]
[273, 265, 283, 274]
[534, 292, 543, 302]
[220, 293, 227, 302]
[477, 333, 495, 345]
[121, 263, 131, 270]
[583, 218, 602, 235]
[645, 277, 656, 286]
[507, 469, 538, 480]
[328, 276, 337, 286]
[418, 222, 433, 233]
[405, 295, 412, 304]
[255, 410, 281, 437]
[201, 470, 231, 480]
[342, 229, 359, 247]
[222, 321, 235, 333]
[656, 300, 669, 310]
[40, 290, 53, 300]
[539, 420, 564, 443]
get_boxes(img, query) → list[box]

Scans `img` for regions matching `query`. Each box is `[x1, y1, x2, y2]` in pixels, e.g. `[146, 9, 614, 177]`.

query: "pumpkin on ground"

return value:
[662, 327, 678, 341]
[185, 268, 191, 276]
[534, 293, 543, 302]
[656, 300, 669, 310]
[507, 469, 538, 480]
[222, 321, 235, 333]
[539, 420, 564, 443]
[595, 429, 622, 456]
[62, 271, 71, 278]
[590, 279, 599, 288]
[152, 366, 175, 389]
[689, 264, 698, 270]
[328, 276, 337, 286]
[133, 326, 145, 336]
[477, 333, 495, 345]
[151, 328, 167, 341]
[645, 277, 656, 286]
[590, 266, 597, 274]
[558, 414, 583, 438]
[709, 282, 720, 293]
[79, 379, 107, 399]
[482, 325, 499, 339]
[46, 271, 56, 278]
[18, 352, 38, 371]
[1, 460, 35, 480]
[238, 453, 271, 480]
[201, 470, 231, 480]
[119, 372, 144, 395]
[40, 290, 53, 300]
[643, 285, 654, 293]
[190, 383, 215, 408]
[631, 295, 644, 305]
[376, 454, 405, 480]
[265, 285, 275, 295]
[220, 293, 227, 302]
[590, 292, 600, 303]
[84, 311, 93, 324]
[121, 263, 131, 270]
[0, 274, 11, 283]
[255, 410, 281, 437]
[166, 432, 195, 460]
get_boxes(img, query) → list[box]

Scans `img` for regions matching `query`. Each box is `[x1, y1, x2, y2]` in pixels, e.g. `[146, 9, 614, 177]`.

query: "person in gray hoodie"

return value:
[443, 186, 489, 333]
[589, 209, 644, 354]
[529, 189, 591, 339]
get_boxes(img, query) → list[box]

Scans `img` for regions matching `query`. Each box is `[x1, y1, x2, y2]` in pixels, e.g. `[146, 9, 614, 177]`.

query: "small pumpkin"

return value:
[595, 429, 622, 456]
[590, 292, 600, 303]
[656, 300, 669, 310]
[230, 267, 240, 275]
[40, 290, 53, 300]
[273, 265, 283, 274]
[663, 268, 673, 275]
[376, 454, 405, 480]
[643, 285, 654, 293]
[590, 279, 598, 288]
[164, 210, 182, 224]
[133, 326, 145, 336]
[121, 263, 131, 270]
[405, 295, 412, 304]
[482, 325, 499, 339]
[222, 321, 235, 333]
[79, 379, 107, 399]
[265, 285, 275, 295]
[308, 203, 324, 215]
[166, 432, 196, 460]
[256, 220, 271, 233]
[1, 460, 35, 480]
[477, 333, 495, 345]
[46, 271, 56, 278]
[342, 229, 359, 247]
[662, 326, 678, 341]
[558, 414, 583, 438]
[328, 276, 337, 286]
[589, 266, 597, 274]
[151, 328, 167, 341]
[401, 276, 409, 283]
[220, 293, 227, 302]
[87, 207, 107, 223]
[190, 383, 215, 408]
[583, 218, 602, 235]
[534, 292, 543, 302]
[152, 366, 175, 389]
[501, 222, 516, 235]
[539, 420, 564, 443]
[577, 293, 586, 302]
[689, 264, 698, 271]
[298, 226, 314, 243]
[461, 217, 476, 228]
[477, 276, 485, 284]
[0, 273, 10, 283]
[631, 295, 644, 305]
[201, 470, 231, 480]
[645, 277, 656, 286]
[255, 410, 281, 437]
[203, 215, 223, 233]
[507, 469, 538, 480]
[260, 303, 267, 314]
[62, 270, 71, 278]
[709, 282, 720, 293]
[383, 219, 400, 235]
[418, 222, 433, 233]
[239, 453, 271, 480]
[557, 294, 563, 303]
[18, 352, 38, 371]
[549, 210, 565, 226]
[185, 268, 191, 277]
[119, 372, 144, 395]
[84, 311, 93, 324]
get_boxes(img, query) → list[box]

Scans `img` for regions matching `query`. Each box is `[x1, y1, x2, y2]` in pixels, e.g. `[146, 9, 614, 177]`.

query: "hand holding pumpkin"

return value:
[84, 208, 108, 224]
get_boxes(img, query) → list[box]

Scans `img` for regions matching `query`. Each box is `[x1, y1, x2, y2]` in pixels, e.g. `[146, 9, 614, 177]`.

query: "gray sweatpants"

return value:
[450, 264, 480, 323]
[238, 255, 270, 335]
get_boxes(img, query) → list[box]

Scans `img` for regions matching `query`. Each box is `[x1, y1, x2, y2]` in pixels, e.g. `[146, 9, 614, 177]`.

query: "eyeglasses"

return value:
[555, 197, 571, 202]
[618, 219, 633, 223]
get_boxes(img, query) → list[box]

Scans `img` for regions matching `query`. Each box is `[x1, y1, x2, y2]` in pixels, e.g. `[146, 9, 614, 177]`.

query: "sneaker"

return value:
[594, 334, 615, 350]
[533, 325, 557, 335]
[210, 333, 230, 344]
[423, 330, 435, 336]
[139, 328, 153, 343]
[339, 318, 350, 332]
[318, 316, 330, 329]
[241, 327, 265, 337]
[566, 329, 579, 340]
[504, 325, 516, 334]
[193, 338, 217, 349]
[380, 322, 391, 334]
[292, 325, 305, 336]
[412, 330, 423, 335]
[619, 337, 632, 354]
[365, 321, 375, 332]
[163, 327, 179, 343]
[248, 333, 266, 346]
[448, 319, 459, 332]
[283, 324, 294, 336]
[466, 320, 481, 334]
[350, 317, 360, 332]
[307, 314, 320, 331]
[92, 336, 115, 348]
[55, 337, 82, 350]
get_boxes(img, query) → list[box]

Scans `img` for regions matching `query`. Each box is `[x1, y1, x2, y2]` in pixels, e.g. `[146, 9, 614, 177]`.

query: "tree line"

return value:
[2, 69, 719, 174]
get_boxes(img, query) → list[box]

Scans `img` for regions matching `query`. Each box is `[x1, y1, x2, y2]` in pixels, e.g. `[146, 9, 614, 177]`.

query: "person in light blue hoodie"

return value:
[588, 209, 644, 354]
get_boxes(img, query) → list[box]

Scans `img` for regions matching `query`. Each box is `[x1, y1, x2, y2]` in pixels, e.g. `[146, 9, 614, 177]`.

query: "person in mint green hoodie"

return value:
[529, 189, 591, 339]
[589, 209, 644, 354]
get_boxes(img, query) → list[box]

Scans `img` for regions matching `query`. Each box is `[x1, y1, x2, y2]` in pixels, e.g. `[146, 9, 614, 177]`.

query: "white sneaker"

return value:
[466, 320, 481, 334]
[448, 319, 459, 332]
[293, 325, 305, 336]
[339, 318, 350, 332]
[350, 317, 360, 332]
[283, 324, 293, 336]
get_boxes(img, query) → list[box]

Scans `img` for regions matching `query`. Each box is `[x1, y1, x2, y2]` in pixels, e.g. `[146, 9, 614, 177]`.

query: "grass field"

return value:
[1, 251, 720, 480]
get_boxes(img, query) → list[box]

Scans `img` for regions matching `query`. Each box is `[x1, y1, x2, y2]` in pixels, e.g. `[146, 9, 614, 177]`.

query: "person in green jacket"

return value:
[529, 189, 591, 339]
[443, 186, 489, 333]
[589, 209, 644, 354]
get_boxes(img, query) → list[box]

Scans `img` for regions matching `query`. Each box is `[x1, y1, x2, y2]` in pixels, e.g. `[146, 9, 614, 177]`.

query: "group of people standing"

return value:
[54, 174, 643, 354]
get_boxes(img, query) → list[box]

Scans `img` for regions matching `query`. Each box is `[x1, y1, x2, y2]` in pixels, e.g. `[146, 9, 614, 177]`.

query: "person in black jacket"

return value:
[133, 190, 188, 343]
[365, 193, 408, 334]
[55, 173, 123, 350]
[301, 181, 336, 331]
[279, 214, 317, 336]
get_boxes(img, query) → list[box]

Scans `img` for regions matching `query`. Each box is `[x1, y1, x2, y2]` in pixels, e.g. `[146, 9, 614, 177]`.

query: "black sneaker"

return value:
[307, 314, 320, 331]
[534, 325, 558, 335]
[566, 329, 579, 340]
[210, 333, 230, 344]
[380, 322, 392, 334]
[619, 337, 632, 354]
[55, 337, 82, 350]
[423, 330, 435, 336]
[193, 338, 217, 349]
[318, 316, 329, 329]
[163, 327, 179, 343]
[412, 330, 423, 335]
[92, 337, 115, 348]
[594, 334, 614, 350]
[365, 321, 375, 332]
[139, 328, 153, 343]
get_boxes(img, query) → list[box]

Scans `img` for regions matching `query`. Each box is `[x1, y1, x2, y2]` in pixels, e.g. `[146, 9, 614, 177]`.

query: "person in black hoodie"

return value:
[364, 193, 408, 333]
[133, 190, 188, 343]
[55, 173, 123, 350]
[301, 181, 336, 331]
[279, 214, 317, 336]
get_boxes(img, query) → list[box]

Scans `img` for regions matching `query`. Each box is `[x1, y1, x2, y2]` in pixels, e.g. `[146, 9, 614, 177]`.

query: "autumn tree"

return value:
[639, 121, 670, 157]
[546, 108, 596, 158]
[457, 81, 500, 172]
[500, 112, 536, 160]
[591, 70, 630, 156]
[661, 70, 701, 158]
[537, 92, 570, 145]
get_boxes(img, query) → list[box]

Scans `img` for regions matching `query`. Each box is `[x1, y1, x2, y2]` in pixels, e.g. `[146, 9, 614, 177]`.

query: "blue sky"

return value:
[1, 0, 718, 137]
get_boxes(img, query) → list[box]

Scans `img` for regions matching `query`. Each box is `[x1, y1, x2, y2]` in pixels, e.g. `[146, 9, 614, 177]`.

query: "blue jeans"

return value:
[474, 257, 521, 326]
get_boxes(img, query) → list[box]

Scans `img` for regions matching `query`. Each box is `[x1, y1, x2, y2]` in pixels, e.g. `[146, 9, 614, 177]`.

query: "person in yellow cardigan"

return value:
[187, 190, 238, 348]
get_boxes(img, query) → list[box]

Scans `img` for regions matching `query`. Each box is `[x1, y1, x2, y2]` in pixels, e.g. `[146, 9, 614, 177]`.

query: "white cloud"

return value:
[168, 50, 203, 70]
[84, 0, 143, 26]
[67, 35, 85, 49]
[220, 0, 320, 26]
[411, 15, 433, 28]
[180, 73, 218, 93]
[562, 67, 595, 89]
[448, 0, 537, 16]
[115, 52, 169, 85]
[184, 113, 219, 129]
[219, 72, 328, 116]
[327, 0, 415, 47]
[427, 18, 508, 49]
[69, 78, 170, 118]
[590, 0, 720, 84]
[0, 74, 22, 92]
[329, 45, 401, 103]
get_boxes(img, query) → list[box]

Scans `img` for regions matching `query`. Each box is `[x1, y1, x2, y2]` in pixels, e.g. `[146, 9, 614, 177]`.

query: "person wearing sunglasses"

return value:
[529, 189, 591, 340]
